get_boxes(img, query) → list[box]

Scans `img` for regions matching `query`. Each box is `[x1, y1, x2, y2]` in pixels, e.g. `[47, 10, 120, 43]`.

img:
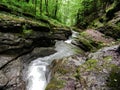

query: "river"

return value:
[26, 30, 79, 90]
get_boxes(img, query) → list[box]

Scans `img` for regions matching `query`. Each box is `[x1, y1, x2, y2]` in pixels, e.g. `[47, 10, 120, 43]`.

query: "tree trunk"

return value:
[45, 0, 49, 15]
[32, 0, 35, 4]
[34, 0, 37, 15]
[54, 0, 58, 18]
[25, 0, 29, 3]
[40, 0, 42, 15]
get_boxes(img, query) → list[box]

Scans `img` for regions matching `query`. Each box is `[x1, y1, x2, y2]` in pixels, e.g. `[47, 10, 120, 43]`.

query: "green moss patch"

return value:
[106, 66, 120, 89]
[46, 77, 65, 90]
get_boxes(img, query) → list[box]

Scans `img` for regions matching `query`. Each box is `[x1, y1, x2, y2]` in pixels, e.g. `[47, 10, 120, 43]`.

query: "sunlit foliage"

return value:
[0, 0, 116, 26]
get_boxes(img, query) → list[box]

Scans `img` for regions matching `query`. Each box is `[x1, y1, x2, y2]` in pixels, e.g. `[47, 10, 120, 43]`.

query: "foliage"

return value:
[45, 77, 65, 90]
[0, 0, 100, 26]
[0, 0, 117, 26]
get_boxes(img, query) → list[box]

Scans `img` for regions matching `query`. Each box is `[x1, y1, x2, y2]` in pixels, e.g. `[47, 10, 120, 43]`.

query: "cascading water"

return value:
[65, 30, 79, 43]
[26, 31, 79, 90]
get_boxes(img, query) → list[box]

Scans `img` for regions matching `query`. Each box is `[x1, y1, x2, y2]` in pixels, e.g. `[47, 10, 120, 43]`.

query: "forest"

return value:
[0, 0, 120, 90]
[0, 0, 116, 26]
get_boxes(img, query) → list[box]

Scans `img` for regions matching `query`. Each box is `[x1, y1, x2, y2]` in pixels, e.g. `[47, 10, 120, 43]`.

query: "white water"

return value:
[65, 30, 79, 43]
[26, 31, 79, 90]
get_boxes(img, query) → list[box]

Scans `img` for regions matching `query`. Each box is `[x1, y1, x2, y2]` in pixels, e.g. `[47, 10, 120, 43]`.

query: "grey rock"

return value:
[0, 70, 8, 87]
[0, 55, 15, 69]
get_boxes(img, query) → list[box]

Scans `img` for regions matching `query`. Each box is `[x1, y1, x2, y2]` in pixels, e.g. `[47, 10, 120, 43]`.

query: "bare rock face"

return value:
[0, 55, 25, 90]
[0, 32, 33, 54]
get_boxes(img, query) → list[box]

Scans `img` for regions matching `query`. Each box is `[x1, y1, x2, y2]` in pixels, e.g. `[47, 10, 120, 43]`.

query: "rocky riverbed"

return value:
[46, 45, 120, 90]
[0, 12, 71, 90]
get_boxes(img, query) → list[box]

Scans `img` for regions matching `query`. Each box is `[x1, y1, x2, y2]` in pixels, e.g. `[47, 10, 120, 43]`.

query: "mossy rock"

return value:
[97, 25, 120, 39]
[74, 34, 103, 52]
[45, 77, 65, 90]
[74, 36, 95, 51]
[106, 66, 120, 90]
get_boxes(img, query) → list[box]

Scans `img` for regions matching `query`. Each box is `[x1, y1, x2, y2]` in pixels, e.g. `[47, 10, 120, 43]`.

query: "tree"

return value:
[54, 0, 58, 18]
[25, 0, 29, 3]
[45, 0, 49, 15]
[40, 0, 42, 15]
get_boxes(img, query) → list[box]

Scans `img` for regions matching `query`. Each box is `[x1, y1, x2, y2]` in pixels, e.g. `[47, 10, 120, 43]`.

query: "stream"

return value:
[26, 31, 79, 90]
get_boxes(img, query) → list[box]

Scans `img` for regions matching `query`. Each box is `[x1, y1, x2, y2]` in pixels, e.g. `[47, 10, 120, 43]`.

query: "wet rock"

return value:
[0, 70, 8, 88]
[0, 55, 15, 69]
[2, 58, 25, 90]
[21, 47, 56, 64]
[0, 54, 25, 90]
[51, 28, 72, 40]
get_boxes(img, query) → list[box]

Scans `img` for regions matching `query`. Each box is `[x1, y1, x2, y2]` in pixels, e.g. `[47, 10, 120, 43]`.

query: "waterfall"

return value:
[65, 30, 79, 43]
[26, 30, 79, 90]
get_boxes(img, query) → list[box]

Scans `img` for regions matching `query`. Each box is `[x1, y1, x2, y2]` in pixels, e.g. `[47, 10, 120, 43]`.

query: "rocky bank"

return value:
[0, 1, 120, 90]
[46, 1, 120, 90]
[0, 12, 71, 90]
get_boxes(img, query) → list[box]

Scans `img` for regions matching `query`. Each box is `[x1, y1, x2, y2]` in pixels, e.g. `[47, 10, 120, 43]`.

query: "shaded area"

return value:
[106, 67, 120, 90]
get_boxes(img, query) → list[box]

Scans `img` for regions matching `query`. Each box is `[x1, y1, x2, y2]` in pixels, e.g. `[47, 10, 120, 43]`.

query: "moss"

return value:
[57, 66, 69, 75]
[90, 18, 104, 28]
[74, 68, 81, 80]
[79, 58, 114, 72]
[106, 2, 116, 13]
[77, 35, 104, 52]
[116, 21, 120, 27]
[106, 66, 120, 89]
[85, 59, 98, 70]
[45, 77, 65, 90]
[76, 36, 95, 51]
[80, 32, 104, 51]
[80, 31, 89, 37]
[23, 29, 33, 35]
[77, 59, 99, 73]
[103, 56, 112, 61]
[51, 59, 70, 75]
